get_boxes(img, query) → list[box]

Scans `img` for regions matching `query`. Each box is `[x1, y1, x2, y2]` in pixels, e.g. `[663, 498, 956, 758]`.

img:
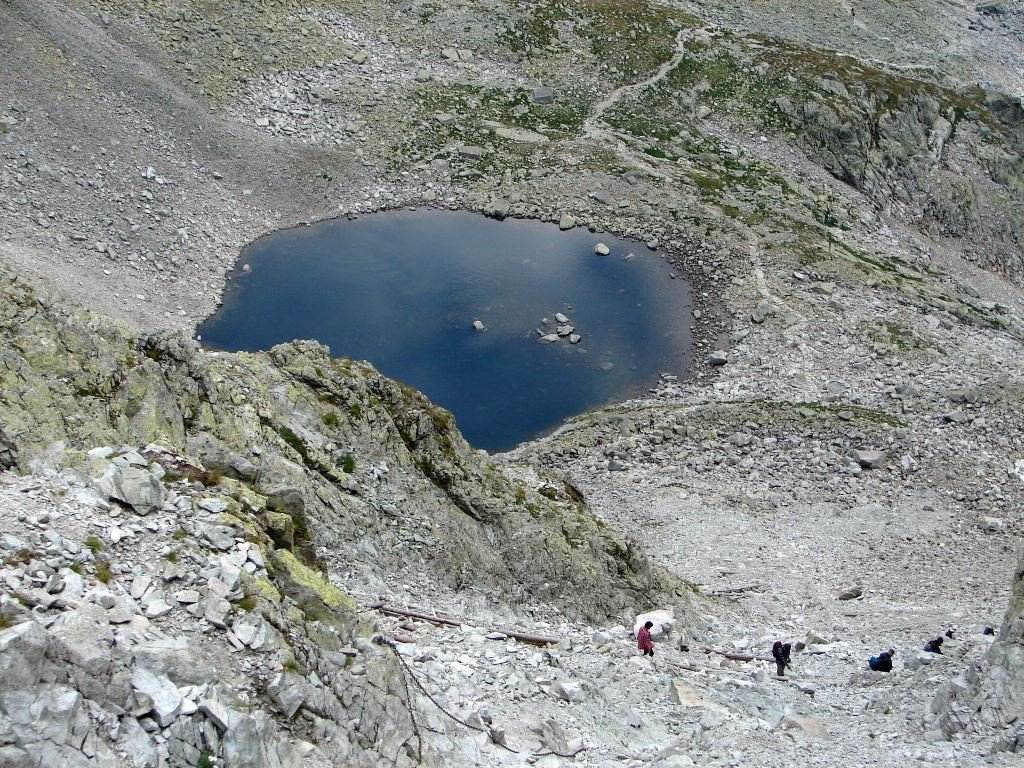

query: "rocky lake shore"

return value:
[1, 0, 1023, 766]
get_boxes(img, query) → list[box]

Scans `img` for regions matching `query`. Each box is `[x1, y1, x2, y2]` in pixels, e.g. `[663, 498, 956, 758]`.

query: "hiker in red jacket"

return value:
[637, 621, 655, 657]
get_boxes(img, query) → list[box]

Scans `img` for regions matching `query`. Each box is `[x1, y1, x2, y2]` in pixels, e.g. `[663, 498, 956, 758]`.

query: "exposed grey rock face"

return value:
[772, 82, 1024, 275]
[96, 464, 166, 514]
[933, 552, 1024, 752]
[0, 428, 16, 469]
[0, 265, 683, 624]
[532, 86, 555, 104]
[852, 449, 887, 469]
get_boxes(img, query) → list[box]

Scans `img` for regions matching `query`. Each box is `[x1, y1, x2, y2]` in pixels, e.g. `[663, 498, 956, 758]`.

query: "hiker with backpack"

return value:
[771, 641, 792, 677]
[868, 648, 896, 672]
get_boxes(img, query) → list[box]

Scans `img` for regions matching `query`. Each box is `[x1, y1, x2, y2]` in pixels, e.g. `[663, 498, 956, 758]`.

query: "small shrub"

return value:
[205, 468, 224, 487]
[172, 528, 188, 541]
[339, 454, 355, 474]
[69, 561, 83, 575]
[84, 535, 103, 553]
[95, 559, 113, 584]
[349, 403, 362, 419]
[237, 595, 256, 612]
[276, 426, 309, 461]
[432, 408, 453, 430]
[321, 411, 340, 428]
[0, 615, 11, 630]
[514, 486, 526, 505]
[165, 549, 179, 564]
[197, 751, 215, 768]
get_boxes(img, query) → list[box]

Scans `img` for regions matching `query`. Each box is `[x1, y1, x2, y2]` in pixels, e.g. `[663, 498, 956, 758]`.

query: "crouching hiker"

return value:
[637, 621, 655, 657]
[868, 648, 896, 672]
[924, 636, 944, 654]
[771, 641, 792, 677]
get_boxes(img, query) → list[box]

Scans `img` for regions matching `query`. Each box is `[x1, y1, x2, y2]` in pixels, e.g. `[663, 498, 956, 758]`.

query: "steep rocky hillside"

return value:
[0, 264, 686, 621]
[0, 263, 691, 766]
[933, 552, 1024, 752]
[1, 0, 1023, 766]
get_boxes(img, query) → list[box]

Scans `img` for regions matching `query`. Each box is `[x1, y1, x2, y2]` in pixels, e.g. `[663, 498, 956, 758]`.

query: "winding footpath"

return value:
[580, 28, 696, 182]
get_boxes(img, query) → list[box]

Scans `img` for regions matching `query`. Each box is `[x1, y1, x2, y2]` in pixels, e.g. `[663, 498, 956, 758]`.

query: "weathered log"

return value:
[366, 603, 560, 646]
[369, 602, 462, 627]
[708, 584, 761, 596]
[498, 630, 560, 647]
[701, 645, 772, 662]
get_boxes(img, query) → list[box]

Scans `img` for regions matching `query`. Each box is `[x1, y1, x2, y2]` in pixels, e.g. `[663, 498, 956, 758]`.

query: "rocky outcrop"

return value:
[932, 551, 1024, 752]
[0, 428, 15, 470]
[0, 461, 419, 768]
[0, 265, 687, 623]
[774, 81, 1024, 274]
[0, 262, 695, 767]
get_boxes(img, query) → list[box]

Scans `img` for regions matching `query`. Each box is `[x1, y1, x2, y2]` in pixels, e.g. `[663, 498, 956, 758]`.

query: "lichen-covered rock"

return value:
[0, 263, 687, 623]
[0, 261, 694, 767]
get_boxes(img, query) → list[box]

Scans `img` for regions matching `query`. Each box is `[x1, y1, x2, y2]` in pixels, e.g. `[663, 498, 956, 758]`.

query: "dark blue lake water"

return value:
[199, 210, 693, 452]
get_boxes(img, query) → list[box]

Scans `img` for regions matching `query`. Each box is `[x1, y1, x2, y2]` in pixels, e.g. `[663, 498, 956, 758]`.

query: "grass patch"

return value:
[276, 425, 310, 462]
[338, 454, 355, 474]
[95, 559, 113, 584]
[84, 535, 103, 553]
[322, 411, 340, 428]
[391, 81, 589, 166]
[499, 0, 698, 85]
[165, 548, 179, 564]
[237, 595, 257, 612]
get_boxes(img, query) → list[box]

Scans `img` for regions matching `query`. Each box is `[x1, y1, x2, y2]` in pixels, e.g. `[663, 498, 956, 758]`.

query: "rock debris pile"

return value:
[1, 0, 1023, 766]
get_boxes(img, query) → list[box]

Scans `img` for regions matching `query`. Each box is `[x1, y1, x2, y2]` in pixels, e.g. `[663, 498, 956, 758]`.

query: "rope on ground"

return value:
[375, 635, 587, 760]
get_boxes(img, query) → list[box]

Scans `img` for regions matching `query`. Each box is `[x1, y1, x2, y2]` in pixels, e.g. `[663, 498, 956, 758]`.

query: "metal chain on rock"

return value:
[374, 635, 586, 760]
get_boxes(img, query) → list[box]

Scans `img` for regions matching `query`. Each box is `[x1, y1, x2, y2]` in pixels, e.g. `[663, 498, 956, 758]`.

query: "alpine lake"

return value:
[198, 210, 695, 452]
